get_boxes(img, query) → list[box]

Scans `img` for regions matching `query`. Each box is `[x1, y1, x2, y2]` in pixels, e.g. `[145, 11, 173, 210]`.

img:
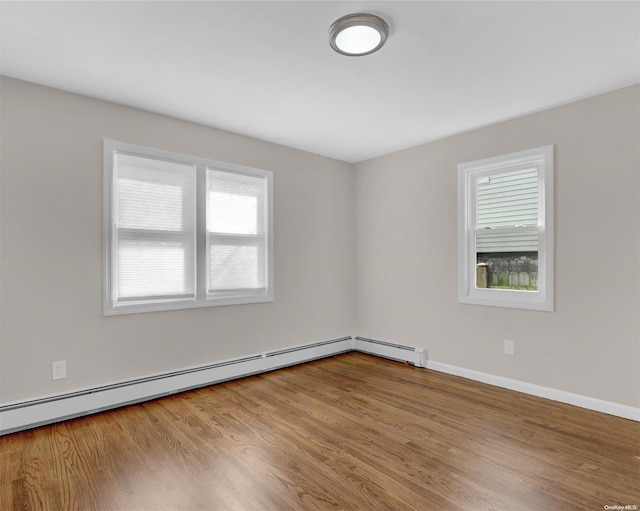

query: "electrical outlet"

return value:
[52, 360, 66, 380]
[504, 340, 515, 355]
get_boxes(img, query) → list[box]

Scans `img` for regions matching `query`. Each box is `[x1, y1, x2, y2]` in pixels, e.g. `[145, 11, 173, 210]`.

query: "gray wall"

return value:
[0, 77, 355, 402]
[2, 77, 638, 410]
[355, 85, 640, 408]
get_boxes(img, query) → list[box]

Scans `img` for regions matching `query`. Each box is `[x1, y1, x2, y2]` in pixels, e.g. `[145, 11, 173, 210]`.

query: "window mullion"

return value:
[196, 164, 207, 301]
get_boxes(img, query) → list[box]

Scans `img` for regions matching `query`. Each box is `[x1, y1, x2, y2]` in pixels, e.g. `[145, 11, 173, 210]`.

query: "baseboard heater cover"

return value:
[354, 336, 427, 368]
[5, 335, 631, 433]
[0, 336, 354, 435]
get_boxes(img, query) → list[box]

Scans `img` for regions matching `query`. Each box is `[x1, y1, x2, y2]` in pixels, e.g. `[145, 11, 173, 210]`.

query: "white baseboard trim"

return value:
[425, 360, 640, 422]
[0, 336, 354, 436]
[2, 335, 636, 435]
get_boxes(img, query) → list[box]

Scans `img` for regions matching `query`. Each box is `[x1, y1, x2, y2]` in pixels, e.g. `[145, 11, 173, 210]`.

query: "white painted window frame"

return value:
[103, 140, 274, 315]
[457, 145, 554, 311]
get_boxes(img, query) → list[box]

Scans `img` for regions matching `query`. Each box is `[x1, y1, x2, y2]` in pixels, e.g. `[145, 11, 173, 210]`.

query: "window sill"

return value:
[104, 292, 274, 316]
[458, 288, 553, 312]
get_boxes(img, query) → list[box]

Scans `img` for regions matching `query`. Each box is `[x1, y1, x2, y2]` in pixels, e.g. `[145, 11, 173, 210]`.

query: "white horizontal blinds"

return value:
[114, 153, 196, 302]
[207, 169, 267, 293]
[476, 168, 538, 228]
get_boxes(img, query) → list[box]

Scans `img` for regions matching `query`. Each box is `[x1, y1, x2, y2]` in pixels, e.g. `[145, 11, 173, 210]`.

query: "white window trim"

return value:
[103, 140, 274, 315]
[457, 145, 554, 312]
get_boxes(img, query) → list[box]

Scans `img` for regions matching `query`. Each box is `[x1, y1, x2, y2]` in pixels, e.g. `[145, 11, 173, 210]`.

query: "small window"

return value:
[457, 145, 554, 311]
[104, 140, 273, 315]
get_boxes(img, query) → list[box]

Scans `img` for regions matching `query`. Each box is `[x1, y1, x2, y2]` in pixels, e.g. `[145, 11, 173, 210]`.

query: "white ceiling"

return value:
[1, 1, 638, 163]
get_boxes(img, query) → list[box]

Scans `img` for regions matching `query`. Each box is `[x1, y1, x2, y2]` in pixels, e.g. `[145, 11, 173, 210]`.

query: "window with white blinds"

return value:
[104, 140, 273, 315]
[457, 145, 554, 311]
[115, 154, 196, 302]
[206, 169, 267, 295]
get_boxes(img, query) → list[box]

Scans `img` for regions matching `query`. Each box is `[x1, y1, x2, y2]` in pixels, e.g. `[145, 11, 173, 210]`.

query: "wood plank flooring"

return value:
[1, 352, 639, 510]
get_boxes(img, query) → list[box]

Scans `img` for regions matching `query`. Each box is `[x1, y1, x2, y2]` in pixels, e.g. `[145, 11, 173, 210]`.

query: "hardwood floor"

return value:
[1, 352, 639, 510]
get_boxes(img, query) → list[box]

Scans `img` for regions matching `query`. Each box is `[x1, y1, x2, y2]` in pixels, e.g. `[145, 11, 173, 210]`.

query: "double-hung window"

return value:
[104, 140, 273, 315]
[457, 145, 554, 311]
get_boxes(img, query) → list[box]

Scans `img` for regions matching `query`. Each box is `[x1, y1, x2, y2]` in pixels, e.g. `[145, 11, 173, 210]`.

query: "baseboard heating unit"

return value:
[0, 336, 430, 435]
[0, 337, 351, 435]
[2, 335, 636, 433]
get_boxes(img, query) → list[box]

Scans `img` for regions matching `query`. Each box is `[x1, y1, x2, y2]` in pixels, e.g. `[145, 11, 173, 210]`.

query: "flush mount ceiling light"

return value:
[329, 13, 389, 56]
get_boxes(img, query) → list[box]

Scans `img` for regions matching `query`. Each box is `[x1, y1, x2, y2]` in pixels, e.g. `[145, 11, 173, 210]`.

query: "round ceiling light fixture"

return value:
[329, 13, 389, 56]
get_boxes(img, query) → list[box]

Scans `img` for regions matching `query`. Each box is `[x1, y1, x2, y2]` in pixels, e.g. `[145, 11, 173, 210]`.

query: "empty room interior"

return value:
[1, 1, 639, 510]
